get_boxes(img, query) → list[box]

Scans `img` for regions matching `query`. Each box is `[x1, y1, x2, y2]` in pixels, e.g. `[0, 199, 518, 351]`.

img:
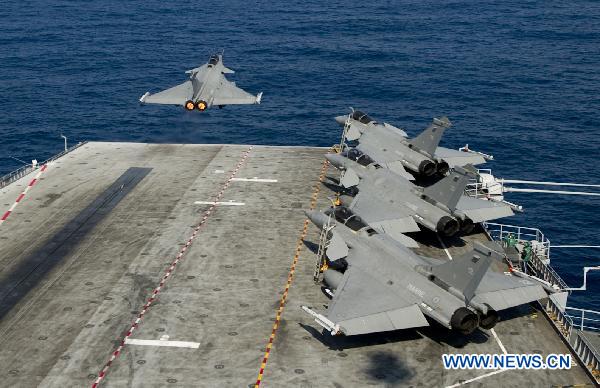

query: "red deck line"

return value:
[91, 147, 253, 387]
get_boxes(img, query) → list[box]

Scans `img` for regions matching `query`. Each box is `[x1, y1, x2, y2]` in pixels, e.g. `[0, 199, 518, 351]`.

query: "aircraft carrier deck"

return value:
[0, 142, 594, 387]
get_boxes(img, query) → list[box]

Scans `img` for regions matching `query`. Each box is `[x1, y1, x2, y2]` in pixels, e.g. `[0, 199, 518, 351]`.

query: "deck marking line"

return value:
[254, 157, 330, 387]
[124, 338, 200, 349]
[490, 328, 507, 354]
[91, 147, 253, 388]
[436, 233, 453, 261]
[444, 368, 509, 388]
[231, 177, 278, 183]
[194, 201, 245, 206]
[438, 236, 510, 358]
[437, 237, 511, 387]
[0, 164, 48, 227]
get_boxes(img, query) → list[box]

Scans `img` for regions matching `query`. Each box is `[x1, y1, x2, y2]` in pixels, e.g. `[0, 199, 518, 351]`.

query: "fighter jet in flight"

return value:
[326, 153, 513, 239]
[139, 53, 262, 111]
[301, 210, 550, 336]
[335, 111, 486, 179]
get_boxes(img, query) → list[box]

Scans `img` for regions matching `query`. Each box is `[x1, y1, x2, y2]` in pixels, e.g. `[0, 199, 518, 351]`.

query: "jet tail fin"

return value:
[432, 242, 499, 303]
[423, 165, 473, 211]
[408, 116, 451, 156]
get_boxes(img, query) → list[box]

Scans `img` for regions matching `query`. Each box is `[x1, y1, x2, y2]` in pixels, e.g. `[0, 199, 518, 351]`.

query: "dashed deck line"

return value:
[0, 164, 48, 226]
[91, 147, 253, 388]
[254, 158, 330, 387]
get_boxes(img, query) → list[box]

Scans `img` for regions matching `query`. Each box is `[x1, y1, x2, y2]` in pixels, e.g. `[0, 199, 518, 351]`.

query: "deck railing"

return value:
[0, 141, 87, 189]
[565, 307, 600, 333]
[543, 286, 600, 382]
[484, 222, 551, 263]
[483, 222, 599, 382]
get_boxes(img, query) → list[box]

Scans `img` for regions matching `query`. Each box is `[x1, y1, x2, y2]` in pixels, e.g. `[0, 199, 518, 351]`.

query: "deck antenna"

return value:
[465, 168, 600, 210]
[9, 156, 32, 166]
[61, 134, 67, 152]
[551, 245, 600, 249]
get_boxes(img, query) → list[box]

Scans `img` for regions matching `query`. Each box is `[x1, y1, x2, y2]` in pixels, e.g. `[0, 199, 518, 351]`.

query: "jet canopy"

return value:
[351, 110, 376, 124]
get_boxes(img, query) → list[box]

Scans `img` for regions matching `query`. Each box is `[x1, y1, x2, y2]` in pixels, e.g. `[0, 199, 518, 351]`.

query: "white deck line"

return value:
[231, 177, 278, 183]
[490, 328, 508, 354]
[436, 233, 453, 261]
[194, 201, 245, 206]
[445, 368, 509, 388]
[124, 338, 200, 349]
[439, 235, 512, 387]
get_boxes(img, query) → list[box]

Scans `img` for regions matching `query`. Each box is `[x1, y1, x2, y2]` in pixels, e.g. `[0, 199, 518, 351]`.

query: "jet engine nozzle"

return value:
[436, 160, 450, 175]
[436, 216, 460, 237]
[418, 160, 437, 176]
[184, 100, 195, 111]
[460, 217, 475, 235]
[196, 100, 208, 111]
[450, 307, 479, 334]
[478, 304, 499, 330]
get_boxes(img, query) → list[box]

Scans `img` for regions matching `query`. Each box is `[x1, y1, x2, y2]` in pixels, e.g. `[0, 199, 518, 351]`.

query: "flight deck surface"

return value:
[0, 142, 592, 387]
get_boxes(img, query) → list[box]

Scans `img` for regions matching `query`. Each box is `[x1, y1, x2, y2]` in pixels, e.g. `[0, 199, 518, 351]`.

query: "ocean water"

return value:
[1, 1, 598, 310]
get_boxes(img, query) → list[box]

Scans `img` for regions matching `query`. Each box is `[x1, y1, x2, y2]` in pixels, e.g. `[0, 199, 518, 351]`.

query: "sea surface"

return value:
[1, 1, 598, 310]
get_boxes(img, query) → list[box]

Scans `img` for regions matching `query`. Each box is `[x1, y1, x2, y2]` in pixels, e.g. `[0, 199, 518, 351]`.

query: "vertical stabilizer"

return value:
[409, 116, 451, 156]
[432, 242, 499, 302]
[423, 165, 472, 211]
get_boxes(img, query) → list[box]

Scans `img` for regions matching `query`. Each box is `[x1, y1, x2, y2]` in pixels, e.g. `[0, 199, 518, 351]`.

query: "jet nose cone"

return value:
[334, 115, 347, 126]
[304, 210, 329, 229]
[325, 153, 347, 169]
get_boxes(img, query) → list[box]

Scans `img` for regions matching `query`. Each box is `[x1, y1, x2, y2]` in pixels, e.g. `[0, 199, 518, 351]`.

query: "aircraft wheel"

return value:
[196, 100, 208, 111]
[184, 100, 195, 111]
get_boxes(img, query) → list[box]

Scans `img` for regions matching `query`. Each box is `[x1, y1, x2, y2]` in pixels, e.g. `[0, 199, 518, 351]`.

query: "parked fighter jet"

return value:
[302, 210, 550, 336]
[139, 53, 262, 111]
[326, 153, 513, 238]
[335, 111, 486, 179]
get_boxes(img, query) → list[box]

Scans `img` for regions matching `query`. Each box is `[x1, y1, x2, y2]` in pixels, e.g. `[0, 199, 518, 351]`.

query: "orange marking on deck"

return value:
[254, 158, 329, 387]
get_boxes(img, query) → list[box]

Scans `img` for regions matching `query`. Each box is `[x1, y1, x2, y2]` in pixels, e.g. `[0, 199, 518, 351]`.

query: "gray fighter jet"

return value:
[302, 210, 550, 336]
[326, 153, 513, 239]
[139, 54, 262, 111]
[335, 111, 486, 179]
